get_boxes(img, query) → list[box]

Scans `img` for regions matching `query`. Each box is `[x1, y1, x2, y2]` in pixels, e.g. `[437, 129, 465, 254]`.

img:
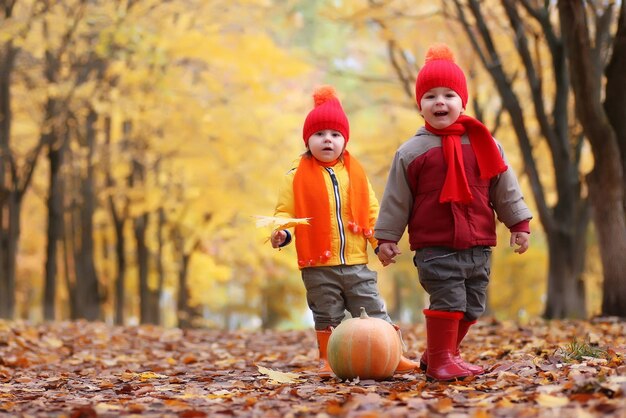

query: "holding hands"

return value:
[377, 242, 401, 267]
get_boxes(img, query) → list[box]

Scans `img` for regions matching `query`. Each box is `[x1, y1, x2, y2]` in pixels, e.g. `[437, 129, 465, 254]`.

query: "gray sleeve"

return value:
[374, 150, 413, 242]
[490, 146, 533, 227]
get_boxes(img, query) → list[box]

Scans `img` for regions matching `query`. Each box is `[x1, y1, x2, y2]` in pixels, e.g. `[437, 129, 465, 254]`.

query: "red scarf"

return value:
[292, 151, 371, 267]
[426, 115, 507, 204]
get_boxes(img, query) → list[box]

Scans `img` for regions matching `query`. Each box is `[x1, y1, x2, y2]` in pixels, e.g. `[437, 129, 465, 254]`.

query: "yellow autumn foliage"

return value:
[4, 0, 604, 328]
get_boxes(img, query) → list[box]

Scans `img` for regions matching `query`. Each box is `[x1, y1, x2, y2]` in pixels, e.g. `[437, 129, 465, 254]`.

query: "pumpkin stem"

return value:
[359, 307, 369, 319]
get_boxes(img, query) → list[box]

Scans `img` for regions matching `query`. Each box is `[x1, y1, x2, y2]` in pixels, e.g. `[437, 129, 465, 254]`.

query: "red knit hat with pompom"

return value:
[302, 85, 350, 145]
[415, 44, 468, 110]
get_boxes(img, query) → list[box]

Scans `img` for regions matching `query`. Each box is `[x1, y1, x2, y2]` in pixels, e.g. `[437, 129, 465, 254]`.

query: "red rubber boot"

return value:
[455, 319, 484, 375]
[419, 318, 484, 375]
[423, 309, 471, 381]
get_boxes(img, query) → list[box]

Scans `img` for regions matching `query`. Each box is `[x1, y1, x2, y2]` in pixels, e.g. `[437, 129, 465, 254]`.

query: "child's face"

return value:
[419, 87, 465, 129]
[307, 130, 345, 162]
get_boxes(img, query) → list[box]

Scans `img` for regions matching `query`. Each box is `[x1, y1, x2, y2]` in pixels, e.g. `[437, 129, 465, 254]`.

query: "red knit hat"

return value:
[415, 44, 468, 110]
[302, 85, 350, 145]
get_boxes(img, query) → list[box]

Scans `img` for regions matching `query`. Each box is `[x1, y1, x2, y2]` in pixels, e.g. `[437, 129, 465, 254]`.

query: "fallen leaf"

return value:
[42, 337, 63, 349]
[257, 365, 301, 383]
[431, 397, 454, 413]
[139, 371, 168, 381]
[535, 393, 569, 407]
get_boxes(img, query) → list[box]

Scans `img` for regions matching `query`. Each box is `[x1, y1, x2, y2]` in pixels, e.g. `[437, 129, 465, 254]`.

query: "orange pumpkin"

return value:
[327, 307, 401, 380]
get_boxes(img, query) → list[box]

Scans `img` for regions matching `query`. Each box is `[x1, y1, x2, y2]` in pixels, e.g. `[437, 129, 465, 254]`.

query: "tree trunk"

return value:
[104, 117, 128, 325]
[559, 1, 626, 317]
[132, 157, 158, 324]
[113, 218, 126, 325]
[0, 193, 19, 319]
[74, 109, 100, 320]
[43, 108, 64, 321]
[603, 2, 626, 211]
[62, 221, 77, 319]
[0, 4, 17, 319]
[589, 174, 626, 316]
[42, 11, 65, 321]
[543, 220, 589, 318]
[176, 252, 192, 329]
[156, 206, 165, 308]
[134, 211, 159, 324]
[154, 159, 166, 322]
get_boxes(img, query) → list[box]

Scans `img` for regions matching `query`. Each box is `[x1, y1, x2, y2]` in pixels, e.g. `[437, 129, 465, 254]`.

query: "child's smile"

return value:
[419, 87, 464, 129]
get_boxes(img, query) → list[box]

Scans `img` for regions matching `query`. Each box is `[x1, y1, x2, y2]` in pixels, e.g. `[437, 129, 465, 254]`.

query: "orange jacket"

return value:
[274, 158, 379, 268]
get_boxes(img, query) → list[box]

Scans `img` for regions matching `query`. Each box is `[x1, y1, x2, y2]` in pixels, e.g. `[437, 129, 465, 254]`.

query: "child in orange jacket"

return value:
[271, 85, 419, 377]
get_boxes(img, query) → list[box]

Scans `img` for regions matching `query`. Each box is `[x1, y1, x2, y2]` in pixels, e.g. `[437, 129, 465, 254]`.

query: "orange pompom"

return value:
[313, 85, 338, 107]
[425, 44, 455, 63]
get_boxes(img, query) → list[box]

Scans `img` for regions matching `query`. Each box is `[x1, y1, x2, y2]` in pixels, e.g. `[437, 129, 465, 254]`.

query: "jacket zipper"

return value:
[325, 167, 346, 264]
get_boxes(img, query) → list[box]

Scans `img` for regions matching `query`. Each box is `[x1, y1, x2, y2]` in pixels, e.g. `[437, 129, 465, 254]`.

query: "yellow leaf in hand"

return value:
[253, 215, 310, 230]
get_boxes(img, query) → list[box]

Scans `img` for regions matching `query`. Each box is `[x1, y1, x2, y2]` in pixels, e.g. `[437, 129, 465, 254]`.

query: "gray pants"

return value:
[413, 246, 491, 321]
[301, 264, 391, 330]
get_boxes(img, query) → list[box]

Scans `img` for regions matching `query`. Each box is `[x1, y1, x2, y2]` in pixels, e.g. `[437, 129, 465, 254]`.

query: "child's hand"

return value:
[510, 232, 530, 254]
[377, 243, 401, 267]
[271, 230, 287, 248]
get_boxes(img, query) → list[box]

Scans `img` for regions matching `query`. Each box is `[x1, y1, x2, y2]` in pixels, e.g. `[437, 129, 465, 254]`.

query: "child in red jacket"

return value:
[375, 45, 532, 381]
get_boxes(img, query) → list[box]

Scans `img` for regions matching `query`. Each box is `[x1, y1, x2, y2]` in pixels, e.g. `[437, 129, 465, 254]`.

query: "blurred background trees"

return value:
[0, 0, 624, 329]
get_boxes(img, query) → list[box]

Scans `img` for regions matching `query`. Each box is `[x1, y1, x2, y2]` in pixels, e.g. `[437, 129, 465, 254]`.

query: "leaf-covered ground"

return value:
[0, 318, 624, 417]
